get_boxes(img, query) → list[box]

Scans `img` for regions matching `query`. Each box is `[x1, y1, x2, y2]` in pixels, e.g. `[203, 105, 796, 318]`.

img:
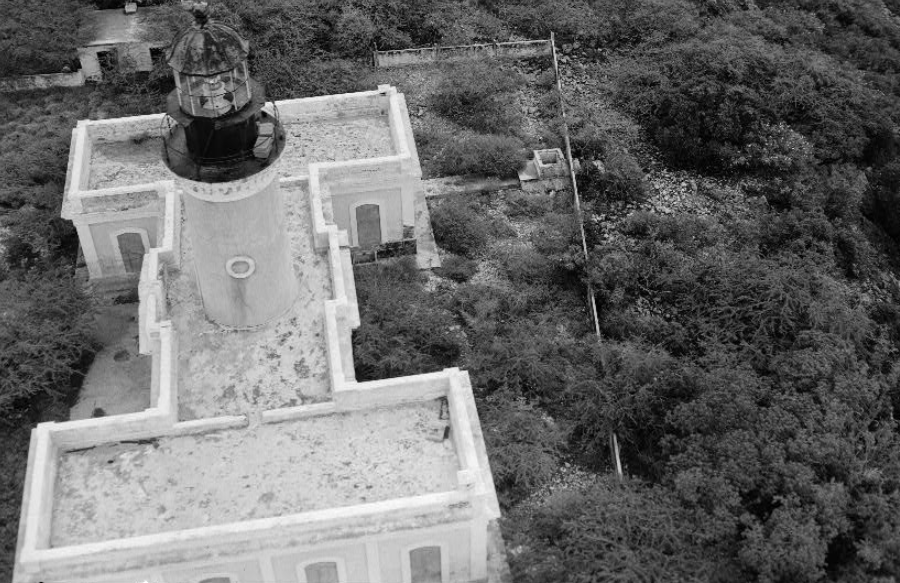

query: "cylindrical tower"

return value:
[162, 5, 296, 327]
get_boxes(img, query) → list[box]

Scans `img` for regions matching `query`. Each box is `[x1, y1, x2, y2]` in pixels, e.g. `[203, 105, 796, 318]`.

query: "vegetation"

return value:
[352, 1, 900, 582]
[6, 0, 900, 581]
[0, 0, 91, 76]
[433, 134, 527, 178]
[430, 60, 523, 135]
[429, 198, 495, 257]
[0, 270, 95, 415]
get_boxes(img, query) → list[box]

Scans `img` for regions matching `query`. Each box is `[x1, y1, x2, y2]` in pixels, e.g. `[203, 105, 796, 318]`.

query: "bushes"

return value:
[496, 245, 556, 285]
[592, 0, 700, 48]
[569, 123, 611, 160]
[504, 190, 554, 218]
[0, 270, 95, 416]
[0, 0, 90, 76]
[431, 60, 523, 135]
[577, 150, 648, 204]
[435, 254, 478, 282]
[253, 57, 373, 101]
[352, 258, 463, 380]
[867, 161, 900, 240]
[480, 392, 564, 506]
[611, 23, 894, 171]
[430, 199, 493, 257]
[508, 479, 729, 583]
[497, 0, 603, 44]
[331, 6, 379, 57]
[433, 134, 527, 177]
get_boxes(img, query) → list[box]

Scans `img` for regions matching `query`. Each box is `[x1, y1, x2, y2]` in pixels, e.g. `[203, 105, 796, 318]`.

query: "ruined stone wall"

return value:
[0, 71, 85, 93]
[373, 39, 551, 67]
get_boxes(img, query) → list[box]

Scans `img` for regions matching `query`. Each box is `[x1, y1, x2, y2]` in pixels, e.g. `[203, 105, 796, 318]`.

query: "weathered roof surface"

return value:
[51, 400, 458, 546]
[168, 182, 334, 420]
[166, 16, 249, 75]
[83, 7, 169, 46]
[84, 112, 394, 190]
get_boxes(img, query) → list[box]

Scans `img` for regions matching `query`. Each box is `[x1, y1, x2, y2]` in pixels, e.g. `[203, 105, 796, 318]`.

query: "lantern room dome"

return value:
[166, 10, 249, 76]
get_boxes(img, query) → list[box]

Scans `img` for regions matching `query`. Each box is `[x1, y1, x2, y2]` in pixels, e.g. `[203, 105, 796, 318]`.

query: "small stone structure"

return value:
[78, 7, 170, 81]
[518, 148, 578, 192]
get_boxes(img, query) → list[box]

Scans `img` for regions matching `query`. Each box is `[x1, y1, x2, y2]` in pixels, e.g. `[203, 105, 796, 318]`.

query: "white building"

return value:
[15, 10, 502, 583]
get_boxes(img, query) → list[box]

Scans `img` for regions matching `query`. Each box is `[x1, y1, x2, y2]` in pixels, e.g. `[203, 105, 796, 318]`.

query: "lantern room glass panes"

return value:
[175, 62, 251, 118]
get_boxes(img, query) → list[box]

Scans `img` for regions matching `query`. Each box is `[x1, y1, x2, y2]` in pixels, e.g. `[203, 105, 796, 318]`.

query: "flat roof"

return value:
[51, 399, 458, 546]
[85, 114, 394, 191]
[168, 182, 334, 420]
[83, 7, 170, 46]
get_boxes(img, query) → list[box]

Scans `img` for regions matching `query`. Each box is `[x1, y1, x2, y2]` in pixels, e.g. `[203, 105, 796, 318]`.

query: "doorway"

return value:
[117, 231, 146, 274]
[355, 203, 382, 248]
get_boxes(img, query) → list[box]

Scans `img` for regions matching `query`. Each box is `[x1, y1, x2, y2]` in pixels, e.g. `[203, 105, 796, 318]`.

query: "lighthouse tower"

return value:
[162, 6, 296, 328]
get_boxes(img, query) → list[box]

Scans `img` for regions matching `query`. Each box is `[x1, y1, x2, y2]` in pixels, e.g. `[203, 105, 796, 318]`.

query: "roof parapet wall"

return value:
[17, 86, 499, 583]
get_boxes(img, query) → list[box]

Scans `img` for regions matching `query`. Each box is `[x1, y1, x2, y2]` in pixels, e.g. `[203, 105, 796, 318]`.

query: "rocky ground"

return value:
[553, 48, 900, 309]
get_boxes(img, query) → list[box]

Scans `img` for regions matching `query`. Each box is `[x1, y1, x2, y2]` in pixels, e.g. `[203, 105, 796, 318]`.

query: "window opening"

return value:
[410, 546, 442, 583]
[116, 232, 146, 274]
[304, 561, 340, 583]
[356, 203, 382, 248]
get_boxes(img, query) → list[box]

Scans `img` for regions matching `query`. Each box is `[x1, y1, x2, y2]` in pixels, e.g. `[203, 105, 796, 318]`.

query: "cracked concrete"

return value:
[86, 115, 394, 192]
[168, 184, 333, 420]
[51, 399, 457, 546]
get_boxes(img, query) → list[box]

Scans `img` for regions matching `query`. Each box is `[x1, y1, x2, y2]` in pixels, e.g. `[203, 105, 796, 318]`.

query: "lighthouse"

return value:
[162, 5, 297, 328]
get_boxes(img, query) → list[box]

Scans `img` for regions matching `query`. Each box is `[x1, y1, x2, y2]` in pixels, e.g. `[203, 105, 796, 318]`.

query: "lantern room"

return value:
[161, 3, 284, 183]
[166, 7, 252, 118]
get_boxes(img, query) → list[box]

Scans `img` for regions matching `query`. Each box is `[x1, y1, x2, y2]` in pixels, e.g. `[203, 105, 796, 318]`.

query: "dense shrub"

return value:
[433, 134, 527, 177]
[577, 150, 648, 204]
[463, 318, 587, 400]
[503, 190, 554, 218]
[0, 0, 90, 76]
[430, 60, 523, 135]
[352, 258, 462, 380]
[497, 0, 603, 44]
[429, 198, 493, 257]
[254, 58, 373, 101]
[408, 0, 510, 45]
[434, 253, 478, 282]
[612, 24, 894, 170]
[569, 123, 611, 160]
[592, 0, 700, 47]
[0, 270, 95, 416]
[508, 479, 730, 583]
[867, 161, 900, 240]
[331, 6, 379, 57]
[496, 245, 556, 285]
[480, 392, 564, 506]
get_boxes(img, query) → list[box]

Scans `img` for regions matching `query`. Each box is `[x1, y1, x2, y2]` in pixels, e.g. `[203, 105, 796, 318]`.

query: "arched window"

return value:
[297, 558, 346, 583]
[304, 561, 339, 583]
[197, 577, 235, 583]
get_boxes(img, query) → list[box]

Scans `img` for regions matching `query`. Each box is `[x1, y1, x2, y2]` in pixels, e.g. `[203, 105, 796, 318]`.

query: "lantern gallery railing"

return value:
[159, 105, 285, 182]
[172, 62, 253, 118]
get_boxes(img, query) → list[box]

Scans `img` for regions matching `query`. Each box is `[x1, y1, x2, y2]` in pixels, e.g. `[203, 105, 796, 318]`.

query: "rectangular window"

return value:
[305, 561, 340, 583]
[409, 546, 442, 583]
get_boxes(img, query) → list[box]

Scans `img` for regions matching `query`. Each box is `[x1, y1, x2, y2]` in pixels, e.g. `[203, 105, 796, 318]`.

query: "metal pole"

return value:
[550, 32, 623, 482]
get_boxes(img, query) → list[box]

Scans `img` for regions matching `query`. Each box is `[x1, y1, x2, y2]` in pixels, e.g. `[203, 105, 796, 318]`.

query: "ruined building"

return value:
[14, 9, 504, 583]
